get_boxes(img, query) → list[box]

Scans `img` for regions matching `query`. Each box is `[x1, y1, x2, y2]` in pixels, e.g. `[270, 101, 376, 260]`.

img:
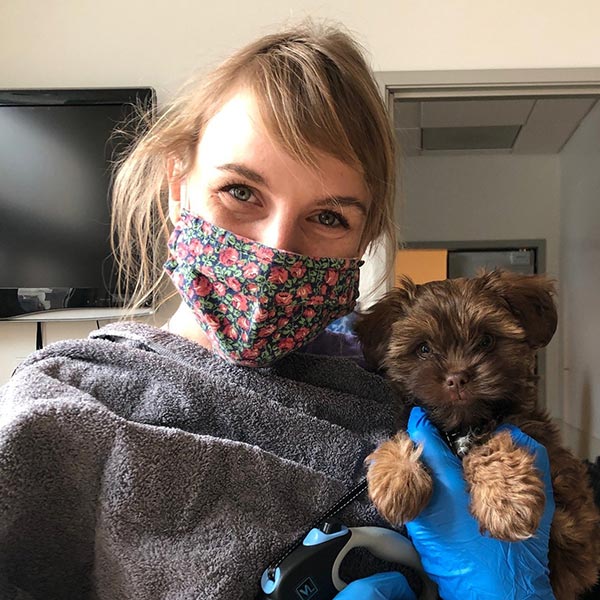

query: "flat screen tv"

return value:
[0, 87, 155, 320]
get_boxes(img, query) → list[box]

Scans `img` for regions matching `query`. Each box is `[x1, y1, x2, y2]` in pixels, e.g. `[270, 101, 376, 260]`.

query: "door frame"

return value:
[376, 67, 600, 110]
[371, 68, 600, 417]
[361, 68, 600, 303]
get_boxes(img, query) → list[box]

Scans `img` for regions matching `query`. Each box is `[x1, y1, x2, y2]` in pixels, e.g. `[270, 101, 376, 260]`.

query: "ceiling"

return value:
[394, 96, 598, 156]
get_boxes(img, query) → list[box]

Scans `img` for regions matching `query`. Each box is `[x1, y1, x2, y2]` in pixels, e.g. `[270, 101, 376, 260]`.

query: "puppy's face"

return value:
[355, 270, 557, 432]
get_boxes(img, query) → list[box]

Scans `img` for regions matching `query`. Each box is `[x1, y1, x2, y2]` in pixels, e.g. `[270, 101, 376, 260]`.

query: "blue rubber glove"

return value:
[333, 572, 417, 600]
[406, 406, 556, 600]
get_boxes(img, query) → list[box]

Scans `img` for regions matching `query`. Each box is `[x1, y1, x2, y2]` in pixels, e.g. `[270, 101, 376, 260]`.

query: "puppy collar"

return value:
[444, 426, 486, 457]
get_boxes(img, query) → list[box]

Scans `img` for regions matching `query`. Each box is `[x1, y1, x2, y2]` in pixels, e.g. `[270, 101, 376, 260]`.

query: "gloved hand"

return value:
[406, 406, 556, 600]
[333, 571, 416, 600]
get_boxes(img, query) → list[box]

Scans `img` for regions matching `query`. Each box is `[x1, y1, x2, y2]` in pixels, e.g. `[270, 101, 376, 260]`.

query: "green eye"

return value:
[316, 211, 349, 229]
[227, 185, 252, 202]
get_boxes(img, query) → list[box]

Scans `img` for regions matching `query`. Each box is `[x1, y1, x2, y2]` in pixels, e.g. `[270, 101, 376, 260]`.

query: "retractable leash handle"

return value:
[259, 524, 437, 600]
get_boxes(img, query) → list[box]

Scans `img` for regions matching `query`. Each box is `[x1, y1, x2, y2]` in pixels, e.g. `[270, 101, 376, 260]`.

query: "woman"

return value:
[0, 22, 555, 600]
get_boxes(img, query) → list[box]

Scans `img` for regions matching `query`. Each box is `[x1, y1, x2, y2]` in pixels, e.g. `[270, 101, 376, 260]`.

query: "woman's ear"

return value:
[167, 158, 186, 225]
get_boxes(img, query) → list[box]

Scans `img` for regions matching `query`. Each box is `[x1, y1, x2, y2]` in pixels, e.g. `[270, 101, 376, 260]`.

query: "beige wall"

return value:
[401, 155, 561, 274]
[559, 102, 600, 458]
[3, 0, 600, 95]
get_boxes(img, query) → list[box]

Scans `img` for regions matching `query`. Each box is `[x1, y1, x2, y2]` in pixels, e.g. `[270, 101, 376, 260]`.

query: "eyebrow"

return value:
[216, 162, 368, 216]
[217, 163, 268, 186]
[315, 196, 368, 216]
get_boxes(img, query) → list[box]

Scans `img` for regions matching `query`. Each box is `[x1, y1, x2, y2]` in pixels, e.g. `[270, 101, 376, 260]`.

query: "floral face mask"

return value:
[164, 210, 363, 367]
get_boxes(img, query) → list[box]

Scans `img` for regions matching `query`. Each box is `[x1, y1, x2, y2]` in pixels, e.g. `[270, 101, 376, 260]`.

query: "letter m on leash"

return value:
[295, 577, 318, 599]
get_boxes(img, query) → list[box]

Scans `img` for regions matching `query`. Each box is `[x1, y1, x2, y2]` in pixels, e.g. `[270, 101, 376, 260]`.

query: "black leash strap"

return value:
[266, 477, 368, 580]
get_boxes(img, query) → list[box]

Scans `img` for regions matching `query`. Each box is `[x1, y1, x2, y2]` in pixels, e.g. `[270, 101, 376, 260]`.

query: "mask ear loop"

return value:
[180, 177, 189, 213]
[167, 158, 188, 223]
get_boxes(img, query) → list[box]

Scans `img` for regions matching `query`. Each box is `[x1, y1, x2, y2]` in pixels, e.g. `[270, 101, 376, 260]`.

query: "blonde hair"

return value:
[111, 20, 398, 310]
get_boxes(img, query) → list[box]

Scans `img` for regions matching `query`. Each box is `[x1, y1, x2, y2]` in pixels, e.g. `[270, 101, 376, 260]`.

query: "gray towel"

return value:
[0, 321, 402, 600]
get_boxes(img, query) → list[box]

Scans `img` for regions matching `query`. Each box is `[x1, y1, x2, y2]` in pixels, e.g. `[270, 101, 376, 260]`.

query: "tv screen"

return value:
[0, 88, 155, 319]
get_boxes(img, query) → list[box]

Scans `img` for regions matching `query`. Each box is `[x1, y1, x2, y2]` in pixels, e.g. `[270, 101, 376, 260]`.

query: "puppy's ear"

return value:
[480, 269, 557, 348]
[354, 276, 417, 370]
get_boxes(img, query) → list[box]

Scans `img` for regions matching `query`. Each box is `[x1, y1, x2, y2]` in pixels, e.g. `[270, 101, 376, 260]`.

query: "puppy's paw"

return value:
[463, 430, 546, 541]
[366, 432, 433, 526]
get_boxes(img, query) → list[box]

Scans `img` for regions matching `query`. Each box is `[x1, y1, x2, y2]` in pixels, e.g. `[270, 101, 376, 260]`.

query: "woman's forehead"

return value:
[195, 91, 370, 202]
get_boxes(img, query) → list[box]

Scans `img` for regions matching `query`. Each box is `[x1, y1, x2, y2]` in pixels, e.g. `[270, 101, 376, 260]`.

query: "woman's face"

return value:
[169, 91, 371, 259]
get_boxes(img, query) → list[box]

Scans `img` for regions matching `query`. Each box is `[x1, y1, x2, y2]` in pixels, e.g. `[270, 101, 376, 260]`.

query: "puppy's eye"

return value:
[417, 342, 431, 358]
[478, 334, 495, 350]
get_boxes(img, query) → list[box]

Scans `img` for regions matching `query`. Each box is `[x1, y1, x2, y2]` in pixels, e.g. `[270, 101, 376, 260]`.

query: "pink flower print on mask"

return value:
[296, 283, 312, 299]
[253, 306, 269, 323]
[241, 347, 261, 361]
[176, 245, 189, 260]
[164, 209, 362, 367]
[275, 292, 293, 306]
[203, 314, 221, 330]
[219, 247, 239, 266]
[231, 293, 248, 311]
[278, 338, 296, 351]
[226, 276, 242, 292]
[290, 261, 307, 278]
[258, 324, 278, 338]
[188, 238, 205, 257]
[192, 276, 212, 297]
[173, 272, 185, 288]
[222, 320, 239, 340]
[199, 265, 215, 278]
[213, 281, 227, 297]
[255, 246, 274, 264]
[294, 327, 310, 341]
[325, 269, 339, 286]
[237, 316, 251, 330]
[268, 266, 289, 285]
[242, 262, 260, 279]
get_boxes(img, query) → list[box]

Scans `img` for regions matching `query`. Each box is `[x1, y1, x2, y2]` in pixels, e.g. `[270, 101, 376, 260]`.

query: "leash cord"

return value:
[266, 477, 368, 580]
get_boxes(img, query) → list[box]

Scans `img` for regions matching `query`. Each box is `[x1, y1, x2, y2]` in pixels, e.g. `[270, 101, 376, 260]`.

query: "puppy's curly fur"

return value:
[355, 270, 600, 600]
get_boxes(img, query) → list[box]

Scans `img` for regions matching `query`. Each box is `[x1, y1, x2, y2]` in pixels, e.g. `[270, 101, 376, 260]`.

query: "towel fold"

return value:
[0, 321, 403, 600]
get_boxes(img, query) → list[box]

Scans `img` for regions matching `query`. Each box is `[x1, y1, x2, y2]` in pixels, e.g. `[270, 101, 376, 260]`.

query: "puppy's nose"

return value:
[446, 372, 469, 389]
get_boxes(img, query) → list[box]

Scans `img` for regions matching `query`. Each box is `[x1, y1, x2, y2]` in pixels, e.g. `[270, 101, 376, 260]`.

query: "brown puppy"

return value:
[355, 270, 600, 600]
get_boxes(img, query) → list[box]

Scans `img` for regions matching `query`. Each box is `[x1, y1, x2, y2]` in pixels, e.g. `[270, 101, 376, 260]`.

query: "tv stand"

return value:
[3, 307, 154, 322]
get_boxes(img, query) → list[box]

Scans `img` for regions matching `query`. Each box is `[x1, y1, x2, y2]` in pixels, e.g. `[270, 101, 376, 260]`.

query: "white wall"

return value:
[559, 102, 600, 459]
[401, 155, 561, 273]
[1, 0, 600, 386]
[2, 0, 600, 95]
[401, 154, 562, 424]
